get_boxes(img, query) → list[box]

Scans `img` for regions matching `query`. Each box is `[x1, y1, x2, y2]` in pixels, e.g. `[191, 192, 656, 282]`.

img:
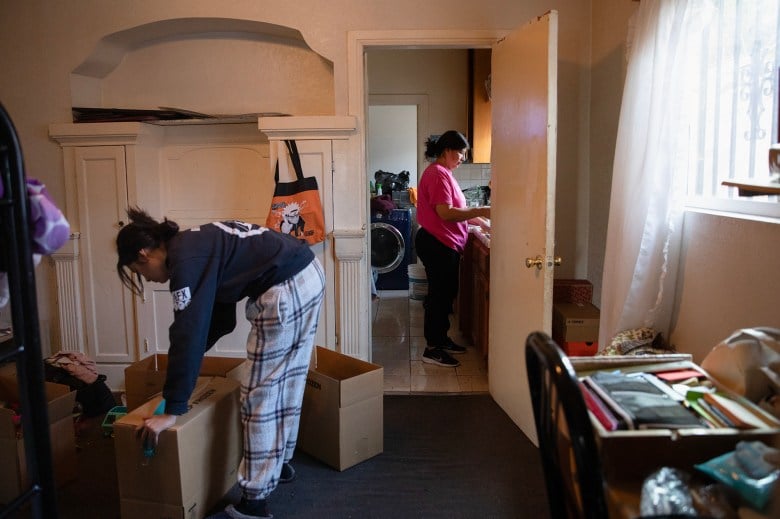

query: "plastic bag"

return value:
[640, 467, 697, 516]
[695, 441, 780, 511]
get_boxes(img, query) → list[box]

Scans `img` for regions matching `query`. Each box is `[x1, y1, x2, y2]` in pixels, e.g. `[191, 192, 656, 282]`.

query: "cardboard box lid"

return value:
[0, 364, 76, 439]
[310, 346, 383, 408]
[553, 302, 600, 326]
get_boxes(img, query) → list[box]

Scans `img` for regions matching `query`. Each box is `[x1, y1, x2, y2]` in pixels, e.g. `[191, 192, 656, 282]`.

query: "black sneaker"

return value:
[442, 338, 466, 354]
[422, 347, 460, 367]
[279, 462, 296, 483]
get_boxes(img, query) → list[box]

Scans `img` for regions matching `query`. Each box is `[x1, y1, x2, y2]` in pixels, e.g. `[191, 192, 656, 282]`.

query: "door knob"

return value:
[525, 256, 562, 270]
[525, 256, 544, 270]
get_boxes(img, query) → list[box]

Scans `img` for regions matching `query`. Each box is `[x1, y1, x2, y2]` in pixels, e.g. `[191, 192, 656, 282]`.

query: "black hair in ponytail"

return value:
[115, 207, 179, 295]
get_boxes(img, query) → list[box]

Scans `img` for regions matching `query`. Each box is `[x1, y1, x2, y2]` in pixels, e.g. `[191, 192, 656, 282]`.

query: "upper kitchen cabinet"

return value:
[469, 49, 492, 164]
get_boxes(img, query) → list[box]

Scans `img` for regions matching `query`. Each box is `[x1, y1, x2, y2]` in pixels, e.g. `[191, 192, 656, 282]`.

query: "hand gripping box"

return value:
[0, 363, 77, 504]
[552, 302, 600, 356]
[124, 354, 246, 410]
[297, 346, 384, 471]
[114, 376, 242, 519]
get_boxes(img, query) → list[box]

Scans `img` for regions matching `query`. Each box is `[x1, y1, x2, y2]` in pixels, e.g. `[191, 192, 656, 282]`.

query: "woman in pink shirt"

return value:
[415, 131, 491, 367]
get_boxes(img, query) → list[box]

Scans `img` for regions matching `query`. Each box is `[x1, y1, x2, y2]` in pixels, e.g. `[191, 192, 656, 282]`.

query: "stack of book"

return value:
[579, 368, 780, 431]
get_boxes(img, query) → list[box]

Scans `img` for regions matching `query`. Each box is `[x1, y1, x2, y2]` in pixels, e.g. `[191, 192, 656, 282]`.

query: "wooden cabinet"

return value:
[50, 121, 274, 387]
[459, 232, 490, 357]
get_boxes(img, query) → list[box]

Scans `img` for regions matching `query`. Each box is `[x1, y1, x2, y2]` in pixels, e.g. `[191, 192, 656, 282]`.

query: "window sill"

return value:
[721, 179, 780, 197]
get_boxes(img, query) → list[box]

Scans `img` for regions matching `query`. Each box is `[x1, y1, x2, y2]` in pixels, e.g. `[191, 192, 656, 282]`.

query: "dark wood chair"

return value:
[525, 331, 609, 519]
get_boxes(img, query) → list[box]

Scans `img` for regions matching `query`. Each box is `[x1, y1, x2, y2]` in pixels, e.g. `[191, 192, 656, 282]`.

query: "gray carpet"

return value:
[54, 394, 549, 519]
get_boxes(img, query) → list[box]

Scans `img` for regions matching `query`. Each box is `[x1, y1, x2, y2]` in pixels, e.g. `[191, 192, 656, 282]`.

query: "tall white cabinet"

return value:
[49, 121, 287, 387]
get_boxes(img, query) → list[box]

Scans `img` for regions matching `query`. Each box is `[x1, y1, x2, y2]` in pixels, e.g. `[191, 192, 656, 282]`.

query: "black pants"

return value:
[415, 227, 461, 347]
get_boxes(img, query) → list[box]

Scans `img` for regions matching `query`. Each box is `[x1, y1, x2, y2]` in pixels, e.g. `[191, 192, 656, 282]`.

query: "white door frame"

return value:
[348, 30, 507, 361]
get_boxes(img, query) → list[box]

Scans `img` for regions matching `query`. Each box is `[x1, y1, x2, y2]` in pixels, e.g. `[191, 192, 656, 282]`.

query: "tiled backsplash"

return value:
[454, 163, 491, 190]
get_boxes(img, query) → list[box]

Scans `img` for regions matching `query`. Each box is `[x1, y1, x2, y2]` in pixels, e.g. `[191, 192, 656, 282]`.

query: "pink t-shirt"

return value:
[417, 162, 468, 253]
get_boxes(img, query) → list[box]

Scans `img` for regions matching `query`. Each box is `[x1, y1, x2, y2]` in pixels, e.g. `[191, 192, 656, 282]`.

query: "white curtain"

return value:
[599, 0, 779, 347]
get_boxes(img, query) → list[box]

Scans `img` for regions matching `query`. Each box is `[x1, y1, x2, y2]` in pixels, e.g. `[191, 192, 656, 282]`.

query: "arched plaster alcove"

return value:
[70, 18, 335, 116]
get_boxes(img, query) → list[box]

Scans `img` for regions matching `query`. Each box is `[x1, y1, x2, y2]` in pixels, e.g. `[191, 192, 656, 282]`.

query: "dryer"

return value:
[370, 208, 413, 290]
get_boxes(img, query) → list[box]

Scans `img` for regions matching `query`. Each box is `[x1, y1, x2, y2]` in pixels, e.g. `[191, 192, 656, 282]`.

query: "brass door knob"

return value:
[525, 256, 544, 270]
[525, 256, 562, 270]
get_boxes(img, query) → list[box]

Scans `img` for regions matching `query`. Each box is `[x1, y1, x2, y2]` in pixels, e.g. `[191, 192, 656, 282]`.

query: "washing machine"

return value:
[370, 208, 413, 290]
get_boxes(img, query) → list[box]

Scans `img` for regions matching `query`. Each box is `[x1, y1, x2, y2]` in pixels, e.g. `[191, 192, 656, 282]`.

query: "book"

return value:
[582, 376, 634, 429]
[579, 380, 622, 431]
[585, 371, 705, 430]
[702, 392, 770, 429]
[654, 369, 705, 383]
[686, 391, 731, 428]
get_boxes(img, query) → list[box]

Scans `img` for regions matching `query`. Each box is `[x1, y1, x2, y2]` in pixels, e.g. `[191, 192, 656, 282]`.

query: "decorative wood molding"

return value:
[258, 116, 357, 140]
[51, 233, 84, 353]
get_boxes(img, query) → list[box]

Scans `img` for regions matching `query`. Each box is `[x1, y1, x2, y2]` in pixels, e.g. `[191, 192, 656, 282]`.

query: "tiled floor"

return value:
[371, 290, 489, 394]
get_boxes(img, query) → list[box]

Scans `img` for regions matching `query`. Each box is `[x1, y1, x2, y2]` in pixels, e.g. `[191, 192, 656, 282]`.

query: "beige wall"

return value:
[0, 0, 593, 353]
[1, 0, 775, 360]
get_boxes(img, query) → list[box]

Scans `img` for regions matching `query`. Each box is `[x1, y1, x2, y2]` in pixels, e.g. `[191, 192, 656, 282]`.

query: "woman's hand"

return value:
[136, 413, 177, 447]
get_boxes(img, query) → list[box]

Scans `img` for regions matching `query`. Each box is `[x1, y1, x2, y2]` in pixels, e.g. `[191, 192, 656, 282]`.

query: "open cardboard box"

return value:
[114, 376, 242, 519]
[297, 346, 384, 471]
[124, 354, 246, 410]
[570, 356, 780, 517]
[0, 363, 77, 504]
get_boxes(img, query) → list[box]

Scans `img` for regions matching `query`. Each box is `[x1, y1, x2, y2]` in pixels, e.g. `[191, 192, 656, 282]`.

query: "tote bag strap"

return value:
[273, 140, 305, 183]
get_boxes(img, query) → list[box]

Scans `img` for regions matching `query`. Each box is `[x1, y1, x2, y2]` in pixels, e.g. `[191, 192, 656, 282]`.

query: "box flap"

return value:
[312, 347, 383, 407]
[0, 365, 76, 424]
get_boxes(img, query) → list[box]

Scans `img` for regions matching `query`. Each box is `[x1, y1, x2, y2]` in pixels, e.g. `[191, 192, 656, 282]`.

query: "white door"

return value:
[488, 11, 558, 444]
[73, 146, 137, 364]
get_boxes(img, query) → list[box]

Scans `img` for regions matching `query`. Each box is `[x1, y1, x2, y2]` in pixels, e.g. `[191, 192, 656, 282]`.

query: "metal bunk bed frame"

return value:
[0, 102, 59, 517]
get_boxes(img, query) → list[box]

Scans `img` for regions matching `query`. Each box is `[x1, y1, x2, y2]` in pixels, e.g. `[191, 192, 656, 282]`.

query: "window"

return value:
[682, 0, 779, 217]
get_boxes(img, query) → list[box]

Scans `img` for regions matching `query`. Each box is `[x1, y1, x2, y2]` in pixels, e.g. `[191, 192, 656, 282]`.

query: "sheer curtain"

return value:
[599, 0, 779, 347]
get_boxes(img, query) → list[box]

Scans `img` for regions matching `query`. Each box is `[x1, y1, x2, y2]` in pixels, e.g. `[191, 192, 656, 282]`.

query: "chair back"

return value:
[525, 331, 608, 519]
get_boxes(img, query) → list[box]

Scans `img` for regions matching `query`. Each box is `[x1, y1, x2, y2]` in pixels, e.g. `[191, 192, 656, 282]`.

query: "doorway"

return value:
[365, 48, 492, 394]
[350, 17, 559, 440]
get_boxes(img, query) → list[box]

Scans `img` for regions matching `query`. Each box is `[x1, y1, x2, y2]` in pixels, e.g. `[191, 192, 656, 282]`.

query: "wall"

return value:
[670, 210, 780, 361]
[1, 1, 774, 372]
[366, 49, 491, 190]
[0, 0, 593, 356]
[588, 0, 637, 304]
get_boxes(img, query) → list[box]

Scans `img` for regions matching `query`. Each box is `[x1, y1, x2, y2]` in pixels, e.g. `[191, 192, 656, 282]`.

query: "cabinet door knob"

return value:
[118, 220, 125, 228]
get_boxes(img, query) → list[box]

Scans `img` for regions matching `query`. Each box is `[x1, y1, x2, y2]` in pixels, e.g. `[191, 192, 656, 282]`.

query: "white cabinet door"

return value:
[134, 138, 274, 358]
[72, 146, 137, 364]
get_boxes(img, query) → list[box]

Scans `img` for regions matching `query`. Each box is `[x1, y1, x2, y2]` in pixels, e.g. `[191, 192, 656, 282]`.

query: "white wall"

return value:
[367, 104, 418, 185]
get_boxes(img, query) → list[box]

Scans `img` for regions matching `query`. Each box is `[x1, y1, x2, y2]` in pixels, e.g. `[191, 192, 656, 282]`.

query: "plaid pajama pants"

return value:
[238, 258, 324, 500]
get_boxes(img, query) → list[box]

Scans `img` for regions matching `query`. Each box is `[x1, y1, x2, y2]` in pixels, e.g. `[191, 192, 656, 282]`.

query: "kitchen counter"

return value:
[459, 222, 490, 357]
[469, 217, 491, 248]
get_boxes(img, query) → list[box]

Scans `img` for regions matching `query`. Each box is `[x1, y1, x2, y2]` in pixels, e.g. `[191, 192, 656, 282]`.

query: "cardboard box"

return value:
[298, 346, 384, 471]
[553, 279, 593, 305]
[114, 376, 242, 519]
[0, 364, 77, 504]
[560, 341, 598, 357]
[552, 302, 600, 345]
[125, 354, 246, 410]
